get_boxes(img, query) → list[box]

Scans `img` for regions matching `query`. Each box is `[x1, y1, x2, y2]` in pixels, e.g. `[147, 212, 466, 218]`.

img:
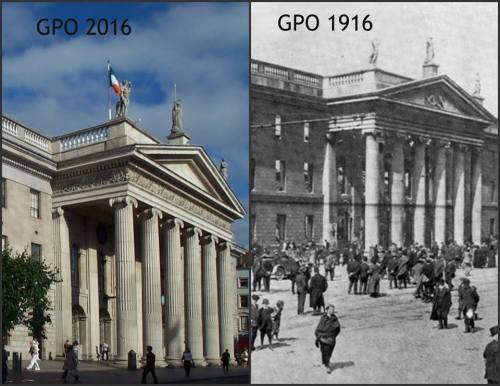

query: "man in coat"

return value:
[459, 278, 480, 333]
[444, 259, 457, 290]
[396, 253, 410, 289]
[324, 249, 336, 281]
[261, 256, 274, 292]
[430, 278, 452, 329]
[288, 257, 301, 294]
[296, 267, 309, 315]
[309, 267, 328, 314]
[359, 256, 370, 295]
[483, 325, 498, 384]
[412, 258, 425, 298]
[257, 298, 274, 350]
[314, 304, 341, 374]
[346, 255, 361, 294]
[250, 295, 260, 350]
[387, 254, 399, 290]
[252, 255, 263, 291]
[433, 254, 445, 282]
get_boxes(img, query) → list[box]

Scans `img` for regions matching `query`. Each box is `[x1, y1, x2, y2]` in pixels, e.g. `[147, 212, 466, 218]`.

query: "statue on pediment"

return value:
[220, 158, 228, 180]
[369, 39, 380, 67]
[425, 37, 435, 64]
[171, 99, 183, 134]
[115, 80, 131, 117]
[424, 93, 444, 109]
[473, 72, 481, 96]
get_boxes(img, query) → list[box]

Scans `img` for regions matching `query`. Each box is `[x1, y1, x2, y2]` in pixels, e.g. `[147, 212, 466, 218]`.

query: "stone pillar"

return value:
[322, 133, 337, 246]
[183, 226, 206, 365]
[217, 241, 235, 360]
[390, 138, 405, 246]
[453, 145, 466, 244]
[86, 219, 100, 361]
[139, 208, 164, 359]
[413, 138, 427, 245]
[201, 235, 220, 365]
[163, 218, 185, 364]
[364, 132, 380, 250]
[434, 141, 449, 245]
[109, 196, 138, 360]
[52, 207, 72, 357]
[471, 148, 482, 245]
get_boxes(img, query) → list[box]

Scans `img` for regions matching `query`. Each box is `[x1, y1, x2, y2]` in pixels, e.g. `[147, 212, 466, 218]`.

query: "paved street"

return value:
[4, 360, 249, 384]
[251, 265, 498, 384]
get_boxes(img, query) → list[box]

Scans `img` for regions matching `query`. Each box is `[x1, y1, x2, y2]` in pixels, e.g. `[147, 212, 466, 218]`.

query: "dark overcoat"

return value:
[257, 307, 274, 332]
[295, 272, 309, 294]
[314, 314, 341, 346]
[309, 273, 328, 308]
[483, 340, 499, 381]
[367, 263, 381, 295]
[430, 285, 452, 320]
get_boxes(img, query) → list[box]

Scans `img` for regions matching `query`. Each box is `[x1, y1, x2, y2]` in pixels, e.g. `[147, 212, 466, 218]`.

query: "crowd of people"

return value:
[251, 236, 498, 380]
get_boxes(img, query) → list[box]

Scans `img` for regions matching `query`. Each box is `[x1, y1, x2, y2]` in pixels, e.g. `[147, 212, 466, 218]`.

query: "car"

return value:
[271, 255, 301, 281]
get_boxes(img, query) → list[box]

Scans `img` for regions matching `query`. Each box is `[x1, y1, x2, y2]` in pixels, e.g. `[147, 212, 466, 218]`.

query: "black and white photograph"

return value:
[250, 2, 498, 384]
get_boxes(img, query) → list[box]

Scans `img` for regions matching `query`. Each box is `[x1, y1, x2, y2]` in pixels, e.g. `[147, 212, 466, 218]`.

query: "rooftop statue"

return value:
[368, 39, 380, 66]
[220, 158, 228, 180]
[115, 80, 131, 118]
[473, 72, 481, 96]
[171, 99, 183, 134]
[425, 37, 435, 64]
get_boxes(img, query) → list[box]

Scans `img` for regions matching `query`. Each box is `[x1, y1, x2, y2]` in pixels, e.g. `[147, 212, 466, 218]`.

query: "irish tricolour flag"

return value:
[108, 63, 121, 96]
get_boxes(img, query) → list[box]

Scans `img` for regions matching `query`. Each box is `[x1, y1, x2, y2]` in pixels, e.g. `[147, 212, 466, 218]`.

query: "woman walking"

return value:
[314, 304, 341, 374]
[62, 345, 80, 383]
[430, 278, 452, 329]
[26, 339, 40, 371]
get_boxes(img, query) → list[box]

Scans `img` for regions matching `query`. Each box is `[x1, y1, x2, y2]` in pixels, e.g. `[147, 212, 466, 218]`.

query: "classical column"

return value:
[322, 132, 337, 246]
[364, 132, 380, 250]
[163, 218, 185, 364]
[390, 138, 405, 246]
[139, 208, 164, 359]
[201, 235, 220, 365]
[434, 141, 449, 245]
[217, 241, 235, 360]
[52, 207, 72, 357]
[453, 144, 466, 244]
[471, 147, 482, 245]
[109, 196, 138, 360]
[412, 138, 427, 245]
[184, 226, 206, 365]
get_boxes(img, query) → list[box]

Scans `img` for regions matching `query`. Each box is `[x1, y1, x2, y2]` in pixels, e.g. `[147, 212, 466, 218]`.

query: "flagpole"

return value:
[107, 61, 111, 120]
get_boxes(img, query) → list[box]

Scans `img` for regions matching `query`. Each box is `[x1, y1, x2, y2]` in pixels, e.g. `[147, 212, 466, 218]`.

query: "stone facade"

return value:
[251, 59, 498, 250]
[2, 114, 246, 364]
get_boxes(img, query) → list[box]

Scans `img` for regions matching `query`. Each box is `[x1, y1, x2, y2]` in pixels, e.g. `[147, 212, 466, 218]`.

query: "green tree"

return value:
[2, 247, 60, 341]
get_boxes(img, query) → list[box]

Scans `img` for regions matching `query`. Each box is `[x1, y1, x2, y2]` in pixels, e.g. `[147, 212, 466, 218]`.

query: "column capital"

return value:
[52, 207, 64, 218]
[453, 142, 470, 152]
[164, 217, 184, 230]
[185, 226, 202, 238]
[201, 234, 219, 245]
[138, 207, 163, 221]
[216, 240, 232, 252]
[435, 139, 451, 148]
[109, 196, 138, 209]
[363, 129, 384, 139]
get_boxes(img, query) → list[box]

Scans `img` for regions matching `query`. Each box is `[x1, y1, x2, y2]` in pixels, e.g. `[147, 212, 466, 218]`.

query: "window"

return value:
[2, 236, 7, 251]
[275, 160, 286, 191]
[274, 115, 282, 139]
[305, 215, 314, 241]
[30, 189, 40, 218]
[304, 122, 310, 142]
[2, 178, 6, 208]
[304, 162, 313, 192]
[404, 171, 412, 198]
[337, 156, 347, 194]
[276, 214, 286, 242]
[491, 182, 496, 203]
[490, 218, 496, 236]
[239, 277, 249, 288]
[239, 295, 249, 308]
[250, 158, 256, 190]
[240, 315, 249, 332]
[31, 243, 42, 260]
[71, 243, 80, 289]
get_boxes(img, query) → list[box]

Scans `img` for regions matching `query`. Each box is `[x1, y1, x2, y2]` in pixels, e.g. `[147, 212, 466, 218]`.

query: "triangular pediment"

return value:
[135, 145, 245, 218]
[379, 76, 496, 123]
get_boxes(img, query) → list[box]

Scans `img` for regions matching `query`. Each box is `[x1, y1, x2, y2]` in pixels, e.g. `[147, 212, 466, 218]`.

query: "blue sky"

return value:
[2, 2, 249, 247]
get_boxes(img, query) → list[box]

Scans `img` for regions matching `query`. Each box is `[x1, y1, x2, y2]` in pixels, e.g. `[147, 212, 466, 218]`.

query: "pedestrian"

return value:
[314, 304, 341, 374]
[483, 325, 498, 384]
[412, 258, 425, 298]
[242, 348, 249, 367]
[102, 342, 109, 360]
[367, 260, 381, 297]
[309, 267, 328, 314]
[289, 257, 300, 294]
[296, 267, 309, 315]
[257, 298, 274, 350]
[252, 255, 263, 291]
[346, 255, 361, 294]
[387, 254, 398, 290]
[444, 259, 457, 290]
[221, 349, 230, 372]
[324, 249, 336, 281]
[422, 257, 435, 302]
[250, 294, 260, 351]
[2, 348, 8, 384]
[26, 338, 40, 371]
[396, 253, 409, 289]
[455, 277, 466, 320]
[64, 340, 71, 356]
[62, 345, 80, 383]
[261, 256, 273, 292]
[72, 341, 80, 363]
[459, 278, 480, 333]
[141, 345, 158, 384]
[272, 300, 284, 339]
[359, 256, 370, 295]
[181, 348, 193, 377]
[430, 278, 452, 329]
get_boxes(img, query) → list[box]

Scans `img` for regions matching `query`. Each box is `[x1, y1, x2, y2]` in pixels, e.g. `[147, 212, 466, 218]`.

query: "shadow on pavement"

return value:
[330, 361, 355, 371]
[275, 337, 298, 343]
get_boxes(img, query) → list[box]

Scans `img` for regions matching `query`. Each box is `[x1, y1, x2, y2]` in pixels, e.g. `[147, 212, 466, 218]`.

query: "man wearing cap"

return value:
[314, 304, 341, 374]
[250, 295, 260, 350]
[346, 255, 361, 294]
[296, 266, 309, 315]
[458, 278, 480, 333]
[483, 325, 498, 384]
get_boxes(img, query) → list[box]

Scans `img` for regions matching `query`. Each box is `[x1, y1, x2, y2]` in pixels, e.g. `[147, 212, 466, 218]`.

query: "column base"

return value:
[204, 358, 221, 366]
[192, 358, 208, 367]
